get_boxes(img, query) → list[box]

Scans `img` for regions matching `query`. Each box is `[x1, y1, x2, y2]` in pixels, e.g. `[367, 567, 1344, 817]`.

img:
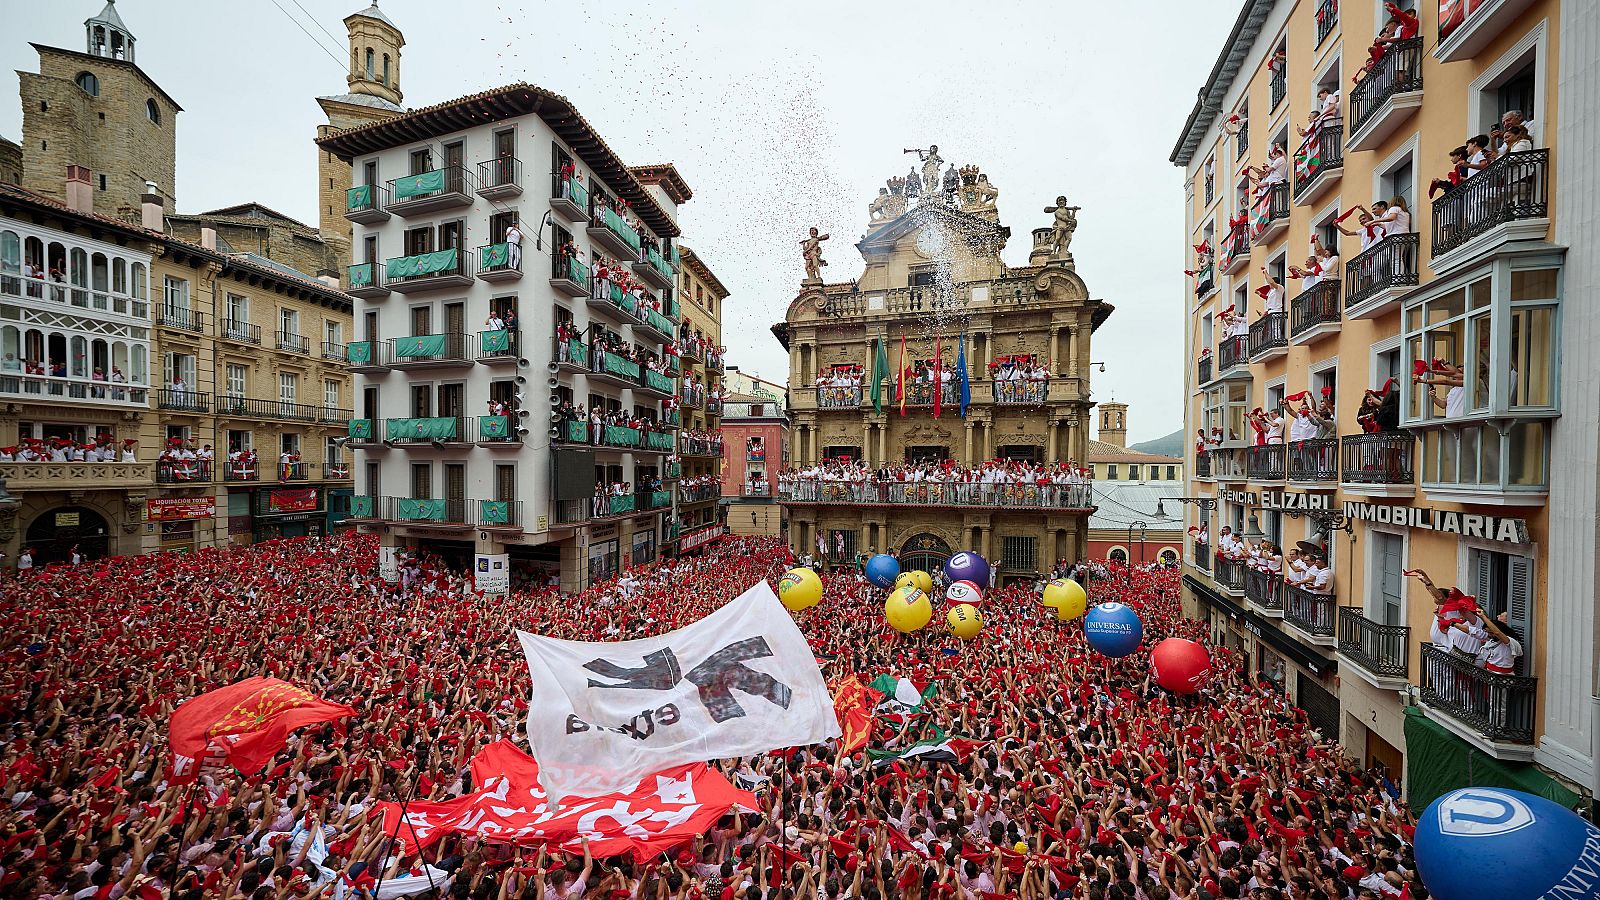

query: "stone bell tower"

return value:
[1098, 401, 1128, 448]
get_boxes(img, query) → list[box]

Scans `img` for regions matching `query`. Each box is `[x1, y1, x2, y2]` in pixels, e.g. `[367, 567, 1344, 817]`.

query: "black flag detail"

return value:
[584, 648, 682, 691]
[683, 637, 793, 723]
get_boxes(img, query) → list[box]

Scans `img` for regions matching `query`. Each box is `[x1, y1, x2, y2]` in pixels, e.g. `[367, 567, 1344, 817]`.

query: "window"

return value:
[1001, 536, 1037, 574]
[326, 437, 343, 465]
[1372, 532, 1404, 625]
[279, 308, 299, 337]
[163, 352, 196, 388]
[75, 72, 99, 97]
[324, 379, 340, 409]
[278, 372, 298, 404]
[1166, 465, 1177, 480]
[281, 432, 301, 456]
[366, 48, 375, 79]
[411, 463, 432, 498]
[145, 99, 160, 124]
[98, 174, 105, 191]
[1127, 464, 1141, 481]
[227, 429, 252, 454]
[325, 319, 341, 346]
[362, 385, 378, 419]
[226, 292, 248, 324]
[163, 275, 189, 312]
[1470, 547, 1534, 673]
[1382, 159, 1415, 212]
[225, 364, 247, 399]
[382, 54, 390, 85]
[409, 148, 432, 176]
[362, 236, 378, 265]
[1106, 465, 1119, 480]
[365, 461, 380, 499]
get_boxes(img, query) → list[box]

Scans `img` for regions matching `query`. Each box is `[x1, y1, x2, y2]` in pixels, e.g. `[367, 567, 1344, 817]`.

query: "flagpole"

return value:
[373, 746, 438, 897]
[168, 781, 197, 896]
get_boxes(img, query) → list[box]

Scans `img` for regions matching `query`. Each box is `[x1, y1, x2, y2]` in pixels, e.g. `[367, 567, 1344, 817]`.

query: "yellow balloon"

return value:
[778, 567, 823, 612]
[1041, 578, 1087, 621]
[894, 570, 933, 595]
[946, 604, 983, 639]
[884, 585, 933, 633]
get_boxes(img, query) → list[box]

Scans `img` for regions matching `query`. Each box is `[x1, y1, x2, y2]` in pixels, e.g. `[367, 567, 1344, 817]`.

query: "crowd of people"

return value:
[1203, 525, 1334, 597]
[779, 459, 1094, 510]
[0, 532, 1435, 900]
[0, 435, 136, 463]
[679, 429, 724, 457]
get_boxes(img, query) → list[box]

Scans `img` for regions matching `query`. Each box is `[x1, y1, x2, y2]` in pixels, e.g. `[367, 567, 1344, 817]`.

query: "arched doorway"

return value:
[1159, 548, 1178, 565]
[1109, 548, 1128, 563]
[899, 532, 951, 577]
[23, 506, 110, 566]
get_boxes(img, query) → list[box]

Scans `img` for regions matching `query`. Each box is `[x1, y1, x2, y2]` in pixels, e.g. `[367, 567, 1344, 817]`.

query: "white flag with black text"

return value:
[517, 581, 841, 802]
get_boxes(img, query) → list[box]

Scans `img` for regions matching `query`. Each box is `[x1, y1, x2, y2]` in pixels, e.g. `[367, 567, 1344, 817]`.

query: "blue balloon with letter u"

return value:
[1415, 787, 1600, 900]
[1083, 602, 1142, 658]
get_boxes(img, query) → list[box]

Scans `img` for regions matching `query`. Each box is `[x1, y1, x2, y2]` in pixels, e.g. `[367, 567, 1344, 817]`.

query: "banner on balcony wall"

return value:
[480, 243, 510, 269]
[348, 418, 373, 440]
[385, 248, 457, 281]
[396, 498, 447, 521]
[347, 265, 373, 288]
[481, 500, 511, 525]
[481, 329, 511, 353]
[475, 553, 510, 593]
[1438, 0, 1482, 39]
[646, 431, 674, 451]
[346, 341, 372, 364]
[379, 545, 400, 583]
[350, 495, 374, 517]
[268, 489, 319, 514]
[147, 497, 216, 521]
[603, 425, 640, 447]
[480, 415, 510, 439]
[393, 333, 448, 357]
[680, 525, 726, 553]
[346, 184, 372, 209]
[608, 494, 637, 515]
[386, 417, 457, 441]
[393, 169, 446, 199]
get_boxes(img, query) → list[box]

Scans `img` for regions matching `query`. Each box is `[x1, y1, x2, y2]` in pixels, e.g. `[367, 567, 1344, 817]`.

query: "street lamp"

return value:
[1125, 520, 1147, 586]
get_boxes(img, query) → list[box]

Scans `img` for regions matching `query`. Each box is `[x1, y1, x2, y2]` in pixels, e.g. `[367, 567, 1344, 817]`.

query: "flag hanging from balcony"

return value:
[897, 332, 908, 416]
[932, 332, 943, 419]
[871, 336, 888, 414]
[957, 331, 970, 417]
[1249, 187, 1274, 240]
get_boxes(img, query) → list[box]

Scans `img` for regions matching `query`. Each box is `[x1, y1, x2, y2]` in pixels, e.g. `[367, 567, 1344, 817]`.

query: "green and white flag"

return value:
[865, 733, 984, 767]
[867, 675, 937, 710]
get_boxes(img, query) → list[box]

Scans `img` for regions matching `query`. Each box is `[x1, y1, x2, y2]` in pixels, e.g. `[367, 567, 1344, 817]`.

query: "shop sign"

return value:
[54, 512, 80, 527]
[378, 545, 400, 583]
[1219, 488, 1257, 506]
[267, 488, 320, 514]
[147, 497, 216, 521]
[475, 553, 510, 593]
[1261, 491, 1333, 511]
[1342, 501, 1529, 544]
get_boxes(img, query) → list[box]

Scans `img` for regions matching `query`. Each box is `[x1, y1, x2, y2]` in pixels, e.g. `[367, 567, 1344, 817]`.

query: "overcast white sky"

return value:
[2, 0, 1238, 444]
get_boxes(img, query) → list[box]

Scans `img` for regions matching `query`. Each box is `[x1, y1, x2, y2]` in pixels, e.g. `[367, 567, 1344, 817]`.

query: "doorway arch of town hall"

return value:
[899, 532, 951, 577]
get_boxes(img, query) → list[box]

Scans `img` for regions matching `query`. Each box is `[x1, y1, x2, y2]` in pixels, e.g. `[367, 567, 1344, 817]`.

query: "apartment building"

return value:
[719, 368, 787, 537]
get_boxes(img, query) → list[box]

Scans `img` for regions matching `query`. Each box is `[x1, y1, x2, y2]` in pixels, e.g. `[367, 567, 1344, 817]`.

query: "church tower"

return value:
[315, 1, 405, 273]
[1098, 401, 1128, 448]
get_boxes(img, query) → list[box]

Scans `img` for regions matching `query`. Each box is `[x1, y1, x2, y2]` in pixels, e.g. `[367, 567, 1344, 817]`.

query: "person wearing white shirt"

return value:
[1448, 616, 1487, 660]
[1477, 615, 1524, 674]
[1370, 198, 1412, 238]
[1287, 405, 1317, 442]
[505, 220, 523, 269]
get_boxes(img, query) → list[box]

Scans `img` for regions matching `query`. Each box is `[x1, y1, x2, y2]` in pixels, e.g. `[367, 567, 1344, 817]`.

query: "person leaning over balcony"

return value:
[1463, 134, 1497, 178]
[1476, 614, 1524, 675]
[1256, 267, 1285, 315]
[505, 218, 523, 270]
[1310, 234, 1340, 285]
[1335, 207, 1384, 252]
[1445, 610, 1488, 662]
[1370, 197, 1412, 238]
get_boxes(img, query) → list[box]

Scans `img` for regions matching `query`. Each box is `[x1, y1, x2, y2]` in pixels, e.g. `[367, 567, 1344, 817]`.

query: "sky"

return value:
[1, 0, 1239, 444]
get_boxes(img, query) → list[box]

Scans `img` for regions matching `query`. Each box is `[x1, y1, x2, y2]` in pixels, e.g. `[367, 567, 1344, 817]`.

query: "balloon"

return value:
[1150, 638, 1211, 694]
[944, 551, 990, 586]
[777, 567, 822, 612]
[1012, 841, 1028, 854]
[895, 570, 933, 595]
[946, 604, 982, 639]
[945, 580, 983, 606]
[865, 554, 901, 589]
[1415, 787, 1600, 900]
[1041, 578, 1087, 621]
[884, 585, 932, 633]
[1084, 603, 1143, 658]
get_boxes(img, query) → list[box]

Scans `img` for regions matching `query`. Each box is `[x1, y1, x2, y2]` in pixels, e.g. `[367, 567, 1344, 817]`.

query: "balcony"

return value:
[1337, 608, 1409, 688]
[385, 416, 473, 446]
[157, 388, 209, 414]
[1420, 644, 1536, 752]
[550, 173, 590, 223]
[707, 397, 723, 417]
[478, 499, 523, 530]
[680, 483, 721, 504]
[0, 461, 150, 491]
[596, 424, 644, 451]
[1193, 267, 1216, 300]
[0, 270, 149, 319]
[742, 482, 771, 498]
[1287, 437, 1338, 485]
[345, 340, 391, 373]
[476, 156, 522, 201]
[588, 204, 644, 259]
[156, 460, 212, 484]
[386, 249, 473, 294]
[1218, 224, 1249, 275]
[1340, 432, 1415, 497]
[554, 336, 589, 373]
[1347, 38, 1424, 152]
[322, 461, 352, 480]
[1196, 355, 1213, 387]
[380, 495, 472, 528]
[222, 459, 258, 482]
[0, 372, 149, 407]
[1314, 0, 1337, 44]
[1190, 541, 1211, 572]
[1247, 311, 1287, 361]
[1283, 584, 1336, 645]
[345, 262, 389, 299]
[1289, 280, 1341, 345]
[550, 418, 589, 445]
[679, 339, 704, 363]
[1194, 450, 1213, 480]
[778, 481, 1093, 511]
[386, 166, 472, 218]
[386, 333, 473, 371]
[1247, 444, 1285, 482]
[1209, 447, 1247, 482]
[346, 418, 380, 447]
[902, 382, 960, 408]
[1214, 557, 1245, 594]
[219, 319, 261, 345]
[477, 414, 523, 448]
[991, 380, 1049, 405]
[1436, 0, 1540, 62]
[318, 405, 351, 426]
[1270, 67, 1286, 112]
[633, 246, 674, 290]
[344, 183, 391, 224]
[277, 461, 310, 482]
[215, 396, 321, 423]
[346, 495, 380, 519]
[1216, 334, 1250, 377]
[156, 305, 206, 333]
[680, 436, 723, 458]
[637, 307, 675, 343]
[1429, 150, 1550, 274]
[1252, 183, 1290, 246]
[816, 385, 862, 409]
[589, 347, 640, 389]
[1243, 567, 1283, 616]
[477, 243, 522, 283]
[1292, 120, 1343, 206]
[477, 329, 520, 366]
[706, 349, 725, 373]
[637, 368, 676, 398]
[276, 331, 309, 355]
[551, 253, 591, 298]
[1344, 234, 1419, 319]
[589, 281, 642, 324]
[321, 340, 347, 361]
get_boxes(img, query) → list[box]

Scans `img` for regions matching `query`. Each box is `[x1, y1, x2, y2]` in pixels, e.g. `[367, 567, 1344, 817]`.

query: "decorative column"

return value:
[1046, 418, 1058, 462]
[1066, 326, 1079, 379]
[878, 423, 887, 465]
[1049, 327, 1061, 372]
[964, 422, 974, 462]
[863, 423, 873, 467]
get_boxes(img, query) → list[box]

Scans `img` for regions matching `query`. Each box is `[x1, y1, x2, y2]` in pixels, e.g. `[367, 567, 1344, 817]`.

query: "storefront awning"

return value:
[1184, 574, 1337, 676]
[1404, 706, 1581, 812]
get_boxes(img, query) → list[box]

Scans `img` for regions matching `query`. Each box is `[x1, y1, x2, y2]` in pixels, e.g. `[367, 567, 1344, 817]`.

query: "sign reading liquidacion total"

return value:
[146, 497, 216, 521]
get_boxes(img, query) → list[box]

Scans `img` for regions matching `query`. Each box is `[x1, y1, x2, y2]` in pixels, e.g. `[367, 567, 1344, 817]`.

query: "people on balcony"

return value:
[1427, 146, 1472, 198]
[1296, 88, 1342, 138]
[780, 457, 1091, 506]
[1247, 406, 1285, 445]
[1353, 4, 1420, 85]
[1500, 109, 1537, 148]
[1357, 379, 1400, 433]
[226, 447, 258, 479]
[1241, 143, 1288, 190]
[504, 218, 523, 270]
[1285, 541, 1332, 595]
[1, 432, 134, 463]
[1416, 358, 1466, 418]
[1284, 393, 1318, 443]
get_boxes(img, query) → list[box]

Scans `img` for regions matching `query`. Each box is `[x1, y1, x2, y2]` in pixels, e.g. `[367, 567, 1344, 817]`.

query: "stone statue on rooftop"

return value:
[1043, 196, 1080, 259]
[800, 227, 830, 281]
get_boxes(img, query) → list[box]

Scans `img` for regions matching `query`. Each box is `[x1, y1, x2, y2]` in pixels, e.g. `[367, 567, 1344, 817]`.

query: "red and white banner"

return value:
[373, 739, 755, 861]
[147, 497, 217, 521]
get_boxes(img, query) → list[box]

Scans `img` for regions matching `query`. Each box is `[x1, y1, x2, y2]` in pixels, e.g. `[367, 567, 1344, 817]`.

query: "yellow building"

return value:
[674, 242, 728, 550]
[775, 153, 1108, 580]
[1173, 0, 1594, 800]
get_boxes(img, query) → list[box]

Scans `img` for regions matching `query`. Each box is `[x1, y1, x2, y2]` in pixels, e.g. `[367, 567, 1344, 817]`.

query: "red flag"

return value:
[168, 677, 356, 784]
[828, 676, 875, 755]
[897, 332, 907, 416]
[933, 333, 943, 419]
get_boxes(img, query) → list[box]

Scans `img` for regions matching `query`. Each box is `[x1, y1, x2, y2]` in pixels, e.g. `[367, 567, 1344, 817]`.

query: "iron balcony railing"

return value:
[1195, 451, 1213, 479]
[157, 306, 207, 332]
[778, 481, 1093, 510]
[321, 340, 347, 361]
[1247, 444, 1285, 480]
[322, 462, 352, 480]
[1215, 557, 1246, 591]
[553, 252, 591, 291]
[992, 380, 1049, 405]
[385, 249, 472, 287]
[216, 396, 324, 422]
[222, 459, 259, 482]
[1244, 568, 1283, 611]
[1191, 541, 1211, 572]
[1252, 184, 1290, 244]
[1236, 121, 1249, 160]
[155, 460, 212, 483]
[1420, 644, 1536, 744]
[1287, 437, 1338, 482]
[319, 405, 352, 425]
[1350, 37, 1423, 134]
[1340, 432, 1414, 484]
[277, 461, 309, 482]
[380, 495, 472, 526]
[276, 331, 309, 354]
[478, 329, 520, 362]
[551, 418, 589, 445]
[816, 385, 863, 408]
[1315, 0, 1337, 44]
[1289, 280, 1341, 337]
[477, 156, 521, 193]
[680, 436, 723, 457]
[386, 164, 470, 207]
[477, 243, 521, 277]
[742, 483, 771, 497]
[157, 388, 210, 413]
[1284, 584, 1337, 638]
[345, 182, 389, 215]
[680, 483, 721, 503]
[219, 319, 261, 344]
[345, 495, 380, 519]
[478, 499, 523, 528]
[1292, 121, 1344, 202]
[1270, 67, 1286, 111]
[344, 340, 391, 368]
[553, 172, 590, 210]
[1337, 608, 1409, 680]
[347, 262, 383, 292]
[1248, 311, 1287, 357]
[1430, 150, 1550, 257]
[1218, 334, 1248, 372]
[681, 385, 706, 410]
[1197, 356, 1213, 385]
[1203, 171, 1213, 205]
[384, 416, 471, 445]
[554, 335, 589, 369]
[1344, 234, 1419, 308]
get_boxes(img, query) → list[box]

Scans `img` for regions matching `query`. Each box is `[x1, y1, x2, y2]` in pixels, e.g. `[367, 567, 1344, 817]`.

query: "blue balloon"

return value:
[1416, 787, 1600, 900]
[865, 554, 901, 589]
[1084, 602, 1143, 658]
[944, 551, 990, 587]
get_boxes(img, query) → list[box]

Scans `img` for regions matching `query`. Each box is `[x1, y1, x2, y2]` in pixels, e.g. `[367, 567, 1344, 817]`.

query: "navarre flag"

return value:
[829, 675, 876, 755]
[168, 677, 356, 784]
[517, 581, 840, 802]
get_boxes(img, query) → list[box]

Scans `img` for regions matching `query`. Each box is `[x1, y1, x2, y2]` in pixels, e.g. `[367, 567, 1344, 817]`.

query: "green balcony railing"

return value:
[561, 255, 591, 286]
[597, 352, 641, 380]
[596, 206, 642, 252]
[348, 418, 374, 440]
[647, 247, 673, 280]
[479, 415, 515, 441]
[645, 431, 674, 451]
[642, 369, 675, 394]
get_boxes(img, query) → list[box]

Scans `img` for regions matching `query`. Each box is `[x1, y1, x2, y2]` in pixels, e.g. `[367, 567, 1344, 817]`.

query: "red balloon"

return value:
[1150, 638, 1211, 695]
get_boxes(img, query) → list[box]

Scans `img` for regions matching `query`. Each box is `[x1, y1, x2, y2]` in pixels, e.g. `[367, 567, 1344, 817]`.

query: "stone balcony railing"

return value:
[0, 462, 153, 490]
[779, 481, 1092, 510]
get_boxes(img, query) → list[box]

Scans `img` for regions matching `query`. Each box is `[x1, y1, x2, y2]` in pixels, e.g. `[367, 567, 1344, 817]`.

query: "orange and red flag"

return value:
[168, 677, 356, 783]
[828, 675, 875, 755]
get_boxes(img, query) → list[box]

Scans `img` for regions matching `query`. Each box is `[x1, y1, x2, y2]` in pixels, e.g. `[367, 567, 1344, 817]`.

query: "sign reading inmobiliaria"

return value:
[517, 581, 840, 802]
